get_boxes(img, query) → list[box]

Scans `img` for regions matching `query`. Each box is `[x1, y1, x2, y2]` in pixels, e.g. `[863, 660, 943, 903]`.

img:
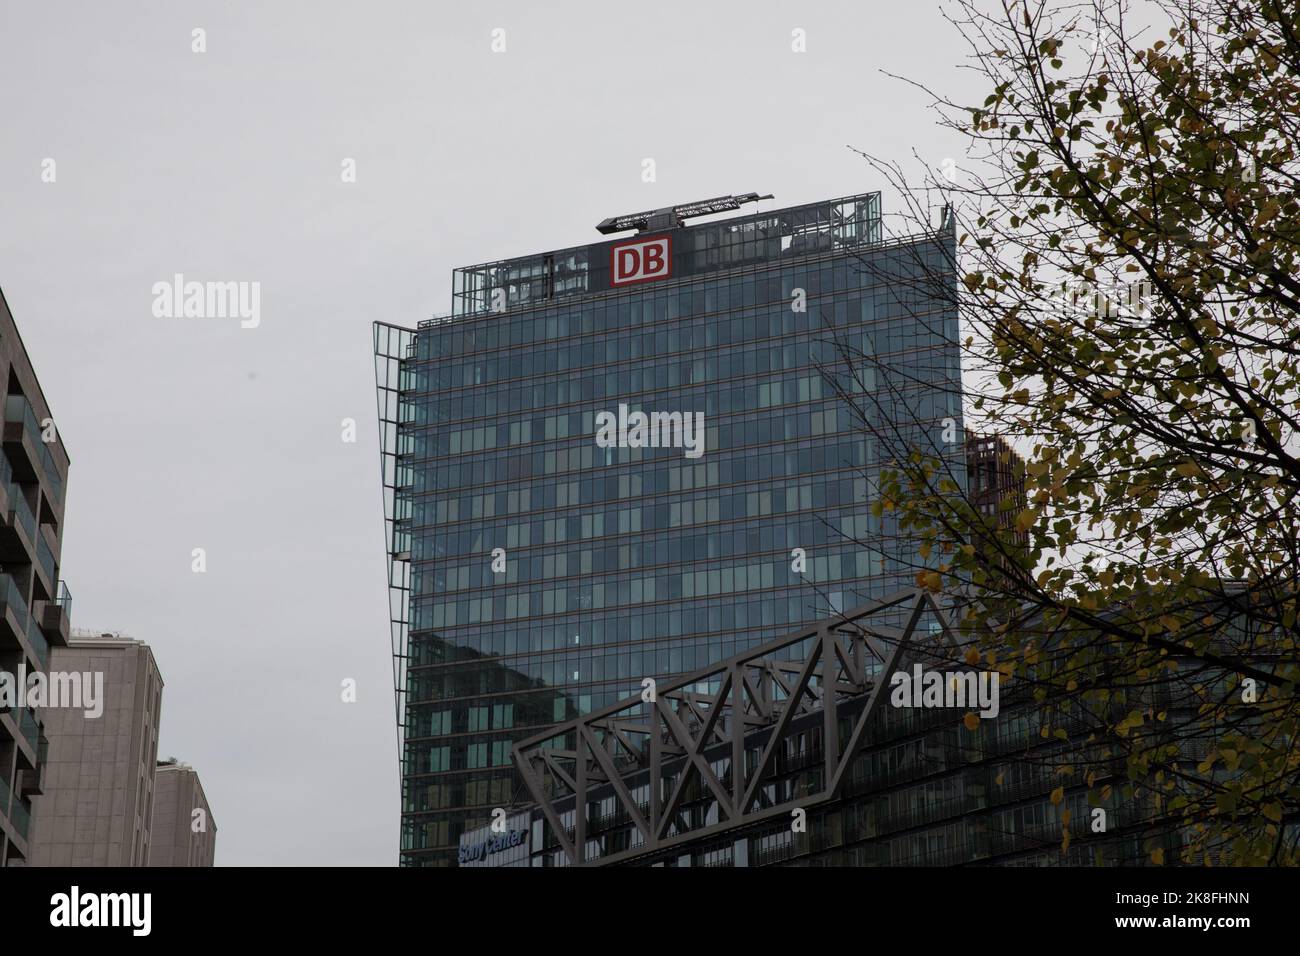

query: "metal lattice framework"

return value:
[513, 588, 961, 866]
[373, 321, 415, 755]
[595, 193, 773, 235]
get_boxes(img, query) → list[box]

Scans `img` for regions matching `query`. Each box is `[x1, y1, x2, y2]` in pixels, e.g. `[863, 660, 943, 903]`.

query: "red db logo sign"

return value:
[610, 236, 672, 286]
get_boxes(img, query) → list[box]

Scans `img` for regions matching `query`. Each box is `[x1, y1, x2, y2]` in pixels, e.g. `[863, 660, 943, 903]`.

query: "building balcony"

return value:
[17, 743, 46, 797]
[38, 580, 71, 646]
[0, 573, 29, 651]
[0, 771, 32, 850]
[0, 706, 39, 772]
[2, 393, 64, 512]
[1, 703, 45, 805]
[32, 530, 56, 600]
[25, 614, 48, 671]
[0, 480, 38, 564]
[17, 709, 40, 759]
[0, 573, 46, 673]
[6, 795, 31, 845]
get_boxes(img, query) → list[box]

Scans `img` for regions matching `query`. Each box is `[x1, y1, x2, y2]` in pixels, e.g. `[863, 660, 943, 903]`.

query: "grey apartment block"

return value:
[0, 287, 73, 867]
[149, 760, 216, 867]
[28, 635, 162, 866]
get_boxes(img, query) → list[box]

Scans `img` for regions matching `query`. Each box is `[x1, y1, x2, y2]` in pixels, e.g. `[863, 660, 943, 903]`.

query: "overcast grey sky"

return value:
[0, 0, 967, 865]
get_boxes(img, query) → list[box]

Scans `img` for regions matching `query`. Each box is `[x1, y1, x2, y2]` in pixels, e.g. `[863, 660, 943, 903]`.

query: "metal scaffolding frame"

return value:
[372, 321, 416, 755]
[513, 588, 960, 866]
[595, 193, 774, 235]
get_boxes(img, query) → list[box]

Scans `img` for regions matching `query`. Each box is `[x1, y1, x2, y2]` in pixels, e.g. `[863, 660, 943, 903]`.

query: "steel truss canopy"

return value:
[595, 193, 774, 236]
[512, 589, 964, 866]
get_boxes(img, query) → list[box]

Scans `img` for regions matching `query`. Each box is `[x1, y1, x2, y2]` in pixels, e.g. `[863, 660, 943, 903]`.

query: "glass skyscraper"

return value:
[375, 193, 963, 866]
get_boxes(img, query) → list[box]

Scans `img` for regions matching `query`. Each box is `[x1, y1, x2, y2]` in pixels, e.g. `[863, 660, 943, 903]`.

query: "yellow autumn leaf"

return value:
[917, 570, 942, 591]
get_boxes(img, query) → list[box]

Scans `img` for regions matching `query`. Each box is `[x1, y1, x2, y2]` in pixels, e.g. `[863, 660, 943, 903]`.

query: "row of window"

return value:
[410, 326, 910, 424]
[402, 428, 910, 504]
[403, 585, 910, 705]
[415, 521, 877, 598]
[407, 318, 950, 413]
[412, 550, 883, 633]
[414, 479, 880, 569]
[411, 475, 894, 561]
[402, 740, 515, 777]
[407, 570, 919, 664]
[415, 496, 876, 589]
[421, 370, 881, 458]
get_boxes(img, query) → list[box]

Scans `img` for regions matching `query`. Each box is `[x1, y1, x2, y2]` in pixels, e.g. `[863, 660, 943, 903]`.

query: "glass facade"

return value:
[375, 193, 964, 866]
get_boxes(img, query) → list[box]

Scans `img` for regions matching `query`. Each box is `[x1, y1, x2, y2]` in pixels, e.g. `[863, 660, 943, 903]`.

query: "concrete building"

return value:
[0, 287, 73, 867]
[149, 759, 216, 867]
[29, 634, 162, 866]
[965, 429, 1028, 548]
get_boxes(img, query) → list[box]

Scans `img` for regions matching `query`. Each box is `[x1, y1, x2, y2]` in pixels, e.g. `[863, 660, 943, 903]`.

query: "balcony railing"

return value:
[35, 532, 56, 586]
[4, 394, 64, 504]
[37, 580, 71, 645]
[0, 573, 29, 625]
[17, 746, 46, 798]
[0, 771, 27, 840]
[18, 708, 40, 753]
[8, 484, 36, 542]
[26, 614, 49, 670]
[7, 790, 30, 840]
